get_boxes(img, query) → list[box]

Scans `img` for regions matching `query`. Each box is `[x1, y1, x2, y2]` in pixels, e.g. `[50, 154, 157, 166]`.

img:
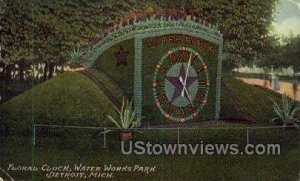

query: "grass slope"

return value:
[0, 72, 118, 133]
[0, 72, 295, 134]
[88, 68, 125, 101]
[0, 73, 299, 180]
[221, 74, 284, 125]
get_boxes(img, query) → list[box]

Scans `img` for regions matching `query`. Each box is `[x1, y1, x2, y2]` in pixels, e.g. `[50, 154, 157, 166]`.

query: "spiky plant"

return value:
[271, 94, 300, 129]
[106, 98, 141, 130]
[68, 48, 84, 67]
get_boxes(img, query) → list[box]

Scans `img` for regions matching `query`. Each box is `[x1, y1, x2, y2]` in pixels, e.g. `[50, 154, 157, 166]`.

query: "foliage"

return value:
[148, 0, 280, 68]
[1, 0, 33, 63]
[1, 0, 280, 78]
[256, 35, 300, 71]
[69, 48, 84, 68]
[1, 0, 34, 81]
[281, 36, 300, 71]
[106, 98, 140, 130]
[271, 94, 300, 128]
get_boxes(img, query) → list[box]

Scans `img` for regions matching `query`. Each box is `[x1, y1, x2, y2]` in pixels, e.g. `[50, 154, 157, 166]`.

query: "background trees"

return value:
[260, 35, 300, 72]
[1, 0, 33, 81]
[149, 0, 280, 69]
[0, 0, 289, 101]
[1, 0, 280, 77]
[283, 36, 300, 72]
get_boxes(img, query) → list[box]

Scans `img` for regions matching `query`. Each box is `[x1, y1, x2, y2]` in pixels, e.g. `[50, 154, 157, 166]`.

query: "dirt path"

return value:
[236, 77, 300, 102]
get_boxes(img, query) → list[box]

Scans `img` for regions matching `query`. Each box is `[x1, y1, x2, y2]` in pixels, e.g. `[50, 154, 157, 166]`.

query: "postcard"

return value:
[0, 0, 299, 180]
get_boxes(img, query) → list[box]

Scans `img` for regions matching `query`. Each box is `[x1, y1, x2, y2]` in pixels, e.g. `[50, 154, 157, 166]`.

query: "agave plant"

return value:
[107, 98, 141, 130]
[101, 98, 141, 141]
[271, 94, 300, 129]
[68, 48, 84, 67]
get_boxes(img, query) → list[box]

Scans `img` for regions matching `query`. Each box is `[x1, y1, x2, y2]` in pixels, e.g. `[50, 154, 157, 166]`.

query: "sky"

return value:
[273, 0, 300, 37]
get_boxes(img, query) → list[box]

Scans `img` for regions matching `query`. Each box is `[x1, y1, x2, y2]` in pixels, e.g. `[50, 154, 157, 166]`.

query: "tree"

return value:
[1, 0, 34, 81]
[282, 36, 300, 71]
[1, 0, 280, 80]
[206, 0, 279, 69]
[257, 35, 300, 71]
[148, 0, 280, 68]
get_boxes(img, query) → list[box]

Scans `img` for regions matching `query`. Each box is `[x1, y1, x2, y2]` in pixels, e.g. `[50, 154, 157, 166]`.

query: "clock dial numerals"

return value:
[168, 49, 190, 65]
[152, 80, 164, 89]
[157, 92, 169, 106]
[197, 65, 208, 73]
[153, 46, 209, 122]
[180, 108, 186, 119]
[156, 63, 168, 73]
[198, 80, 209, 89]
[189, 105, 197, 116]
[192, 54, 198, 59]
[165, 105, 176, 117]
[169, 56, 183, 65]
[195, 92, 207, 105]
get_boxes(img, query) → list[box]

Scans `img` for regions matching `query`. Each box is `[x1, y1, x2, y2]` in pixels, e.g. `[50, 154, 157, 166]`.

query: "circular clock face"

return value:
[152, 46, 209, 122]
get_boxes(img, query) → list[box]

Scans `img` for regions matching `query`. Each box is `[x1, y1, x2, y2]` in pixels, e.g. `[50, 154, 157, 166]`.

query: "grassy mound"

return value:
[221, 73, 283, 125]
[0, 72, 295, 134]
[0, 72, 118, 133]
[88, 68, 126, 101]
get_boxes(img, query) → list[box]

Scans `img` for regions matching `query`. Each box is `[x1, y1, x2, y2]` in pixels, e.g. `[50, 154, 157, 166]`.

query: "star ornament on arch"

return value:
[166, 63, 197, 102]
[115, 46, 129, 66]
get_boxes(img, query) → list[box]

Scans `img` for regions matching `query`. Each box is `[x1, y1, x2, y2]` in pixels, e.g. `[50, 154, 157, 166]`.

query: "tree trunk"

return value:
[35, 64, 41, 80]
[48, 62, 55, 79]
[19, 60, 25, 82]
[4, 65, 12, 81]
[60, 65, 64, 73]
[0, 66, 3, 80]
[43, 61, 49, 81]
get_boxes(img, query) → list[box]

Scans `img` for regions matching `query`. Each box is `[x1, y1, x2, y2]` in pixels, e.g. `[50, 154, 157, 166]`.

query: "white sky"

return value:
[273, 0, 300, 37]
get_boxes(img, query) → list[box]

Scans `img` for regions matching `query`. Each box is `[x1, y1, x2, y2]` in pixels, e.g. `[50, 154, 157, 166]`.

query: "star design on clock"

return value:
[115, 46, 129, 66]
[166, 63, 197, 102]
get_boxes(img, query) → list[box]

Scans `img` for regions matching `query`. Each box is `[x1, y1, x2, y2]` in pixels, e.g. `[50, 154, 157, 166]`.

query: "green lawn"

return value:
[0, 71, 299, 180]
[1, 125, 299, 180]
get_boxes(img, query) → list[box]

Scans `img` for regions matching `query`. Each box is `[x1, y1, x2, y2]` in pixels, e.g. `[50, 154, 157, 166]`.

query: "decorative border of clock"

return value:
[153, 46, 209, 122]
[79, 15, 223, 126]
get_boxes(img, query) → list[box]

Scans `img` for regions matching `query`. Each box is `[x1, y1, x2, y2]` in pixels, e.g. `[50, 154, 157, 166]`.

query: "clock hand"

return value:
[179, 76, 194, 107]
[179, 76, 185, 97]
[182, 86, 194, 107]
[183, 52, 193, 86]
[184, 87, 194, 107]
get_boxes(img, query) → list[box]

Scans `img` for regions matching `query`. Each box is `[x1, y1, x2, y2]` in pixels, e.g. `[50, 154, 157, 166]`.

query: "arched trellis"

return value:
[81, 16, 223, 125]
